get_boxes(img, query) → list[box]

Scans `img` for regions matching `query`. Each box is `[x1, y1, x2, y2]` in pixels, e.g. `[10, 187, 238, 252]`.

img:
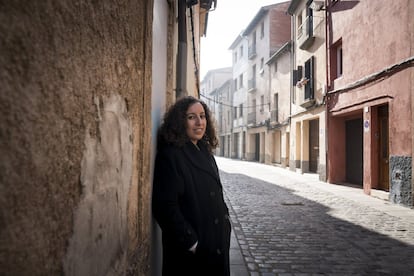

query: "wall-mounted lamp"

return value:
[200, 0, 217, 11]
[310, 1, 325, 11]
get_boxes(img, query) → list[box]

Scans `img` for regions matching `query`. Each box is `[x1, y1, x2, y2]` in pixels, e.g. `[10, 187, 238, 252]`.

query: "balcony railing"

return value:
[248, 44, 257, 59]
[270, 109, 278, 123]
[247, 112, 256, 124]
[248, 79, 256, 92]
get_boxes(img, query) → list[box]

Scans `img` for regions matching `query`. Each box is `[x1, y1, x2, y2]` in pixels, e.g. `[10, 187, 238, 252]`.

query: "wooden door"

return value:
[378, 105, 389, 191]
[345, 118, 363, 185]
[309, 119, 319, 173]
[255, 133, 260, 161]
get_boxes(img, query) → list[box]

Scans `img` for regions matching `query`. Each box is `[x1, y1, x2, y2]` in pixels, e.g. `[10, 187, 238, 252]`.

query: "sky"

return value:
[200, 0, 287, 80]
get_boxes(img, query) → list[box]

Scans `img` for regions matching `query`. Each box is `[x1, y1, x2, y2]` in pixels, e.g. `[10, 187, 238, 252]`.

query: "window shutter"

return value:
[304, 56, 314, 99]
[309, 56, 314, 99]
[292, 69, 298, 85]
[298, 66, 303, 80]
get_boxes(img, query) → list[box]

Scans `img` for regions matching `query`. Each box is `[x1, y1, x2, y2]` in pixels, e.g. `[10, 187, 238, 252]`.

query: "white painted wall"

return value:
[151, 1, 169, 275]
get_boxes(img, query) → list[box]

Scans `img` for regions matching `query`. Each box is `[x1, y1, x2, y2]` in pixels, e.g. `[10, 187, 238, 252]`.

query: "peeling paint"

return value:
[64, 94, 133, 276]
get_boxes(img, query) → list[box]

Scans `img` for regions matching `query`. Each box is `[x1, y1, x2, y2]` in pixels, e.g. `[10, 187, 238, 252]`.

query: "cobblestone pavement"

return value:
[216, 157, 414, 276]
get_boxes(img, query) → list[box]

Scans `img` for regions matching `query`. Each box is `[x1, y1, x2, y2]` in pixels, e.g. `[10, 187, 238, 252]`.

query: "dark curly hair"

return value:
[157, 96, 218, 152]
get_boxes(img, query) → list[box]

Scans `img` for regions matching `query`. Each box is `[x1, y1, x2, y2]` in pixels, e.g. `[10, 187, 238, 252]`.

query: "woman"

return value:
[152, 96, 231, 276]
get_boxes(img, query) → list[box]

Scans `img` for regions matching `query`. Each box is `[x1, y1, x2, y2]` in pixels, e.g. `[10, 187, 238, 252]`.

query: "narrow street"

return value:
[216, 157, 414, 276]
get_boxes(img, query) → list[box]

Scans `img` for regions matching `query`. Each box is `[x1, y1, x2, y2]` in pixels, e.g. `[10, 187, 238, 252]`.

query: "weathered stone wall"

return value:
[390, 156, 413, 207]
[0, 1, 153, 275]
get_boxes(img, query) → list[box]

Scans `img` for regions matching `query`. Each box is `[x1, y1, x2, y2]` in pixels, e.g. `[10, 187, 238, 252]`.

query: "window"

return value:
[330, 39, 343, 80]
[260, 95, 264, 113]
[337, 45, 343, 77]
[234, 79, 237, 91]
[297, 13, 303, 38]
[234, 52, 237, 63]
[273, 93, 279, 122]
[260, 21, 265, 39]
[234, 107, 237, 119]
[239, 74, 243, 88]
[250, 64, 256, 89]
[260, 58, 264, 74]
[274, 62, 278, 73]
[239, 104, 243, 117]
[240, 45, 243, 57]
[304, 56, 315, 100]
[273, 93, 279, 110]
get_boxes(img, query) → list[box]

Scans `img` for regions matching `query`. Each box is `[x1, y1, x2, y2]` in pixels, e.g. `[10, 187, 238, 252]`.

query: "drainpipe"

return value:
[176, 0, 187, 98]
[325, 0, 330, 182]
[289, 10, 295, 170]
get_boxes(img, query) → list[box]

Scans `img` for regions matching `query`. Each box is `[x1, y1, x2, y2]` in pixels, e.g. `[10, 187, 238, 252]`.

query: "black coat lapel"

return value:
[182, 142, 220, 183]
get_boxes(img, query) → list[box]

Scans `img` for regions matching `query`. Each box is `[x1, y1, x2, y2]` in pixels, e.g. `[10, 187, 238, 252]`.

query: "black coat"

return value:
[152, 141, 231, 276]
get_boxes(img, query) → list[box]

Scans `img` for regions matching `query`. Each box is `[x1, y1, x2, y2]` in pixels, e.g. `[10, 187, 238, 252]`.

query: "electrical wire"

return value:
[200, 93, 271, 110]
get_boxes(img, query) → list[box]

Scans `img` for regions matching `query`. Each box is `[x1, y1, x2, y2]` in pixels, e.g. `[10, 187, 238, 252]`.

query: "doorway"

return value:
[378, 105, 389, 191]
[345, 118, 363, 185]
[254, 133, 260, 161]
[309, 119, 319, 173]
[286, 133, 290, 167]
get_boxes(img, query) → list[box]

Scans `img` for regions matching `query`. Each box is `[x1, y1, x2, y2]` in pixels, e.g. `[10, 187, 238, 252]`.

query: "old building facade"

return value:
[326, 0, 414, 207]
[288, 0, 327, 181]
[0, 1, 216, 275]
[211, 0, 413, 208]
[229, 34, 249, 160]
[244, 2, 291, 163]
[266, 42, 292, 167]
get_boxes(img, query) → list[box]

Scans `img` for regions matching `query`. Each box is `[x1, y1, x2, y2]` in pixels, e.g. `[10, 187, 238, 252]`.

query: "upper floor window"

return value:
[260, 95, 264, 113]
[260, 58, 264, 75]
[330, 39, 343, 80]
[239, 74, 244, 88]
[234, 79, 237, 91]
[297, 13, 303, 38]
[234, 52, 238, 63]
[260, 21, 265, 39]
[239, 104, 243, 117]
[273, 93, 279, 110]
[240, 45, 243, 57]
[304, 56, 315, 100]
[337, 45, 343, 77]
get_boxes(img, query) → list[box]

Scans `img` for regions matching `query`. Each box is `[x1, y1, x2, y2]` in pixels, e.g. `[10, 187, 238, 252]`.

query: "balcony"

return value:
[270, 109, 278, 123]
[247, 112, 256, 125]
[297, 16, 315, 50]
[248, 44, 257, 59]
[248, 79, 257, 92]
[296, 78, 316, 108]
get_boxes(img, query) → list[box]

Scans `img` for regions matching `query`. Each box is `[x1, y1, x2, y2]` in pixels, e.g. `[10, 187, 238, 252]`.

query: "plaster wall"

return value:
[0, 1, 153, 275]
[330, 0, 412, 88]
[269, 50, 291, 122]
[328, 0, 413, 206]
[151, 0, 170, 275]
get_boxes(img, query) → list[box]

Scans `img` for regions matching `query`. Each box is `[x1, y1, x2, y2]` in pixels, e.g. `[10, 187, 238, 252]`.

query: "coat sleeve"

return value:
[152, 149, 198, 251]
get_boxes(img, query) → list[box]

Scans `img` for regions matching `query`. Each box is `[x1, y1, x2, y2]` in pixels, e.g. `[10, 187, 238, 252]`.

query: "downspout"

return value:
[289, 11, 295, 170]
[176, 0, 187, 98]
[325, 0, 330, 182]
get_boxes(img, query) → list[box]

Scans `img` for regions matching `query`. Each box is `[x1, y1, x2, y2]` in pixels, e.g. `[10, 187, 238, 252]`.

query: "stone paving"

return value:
[216, 157, 414, 276]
